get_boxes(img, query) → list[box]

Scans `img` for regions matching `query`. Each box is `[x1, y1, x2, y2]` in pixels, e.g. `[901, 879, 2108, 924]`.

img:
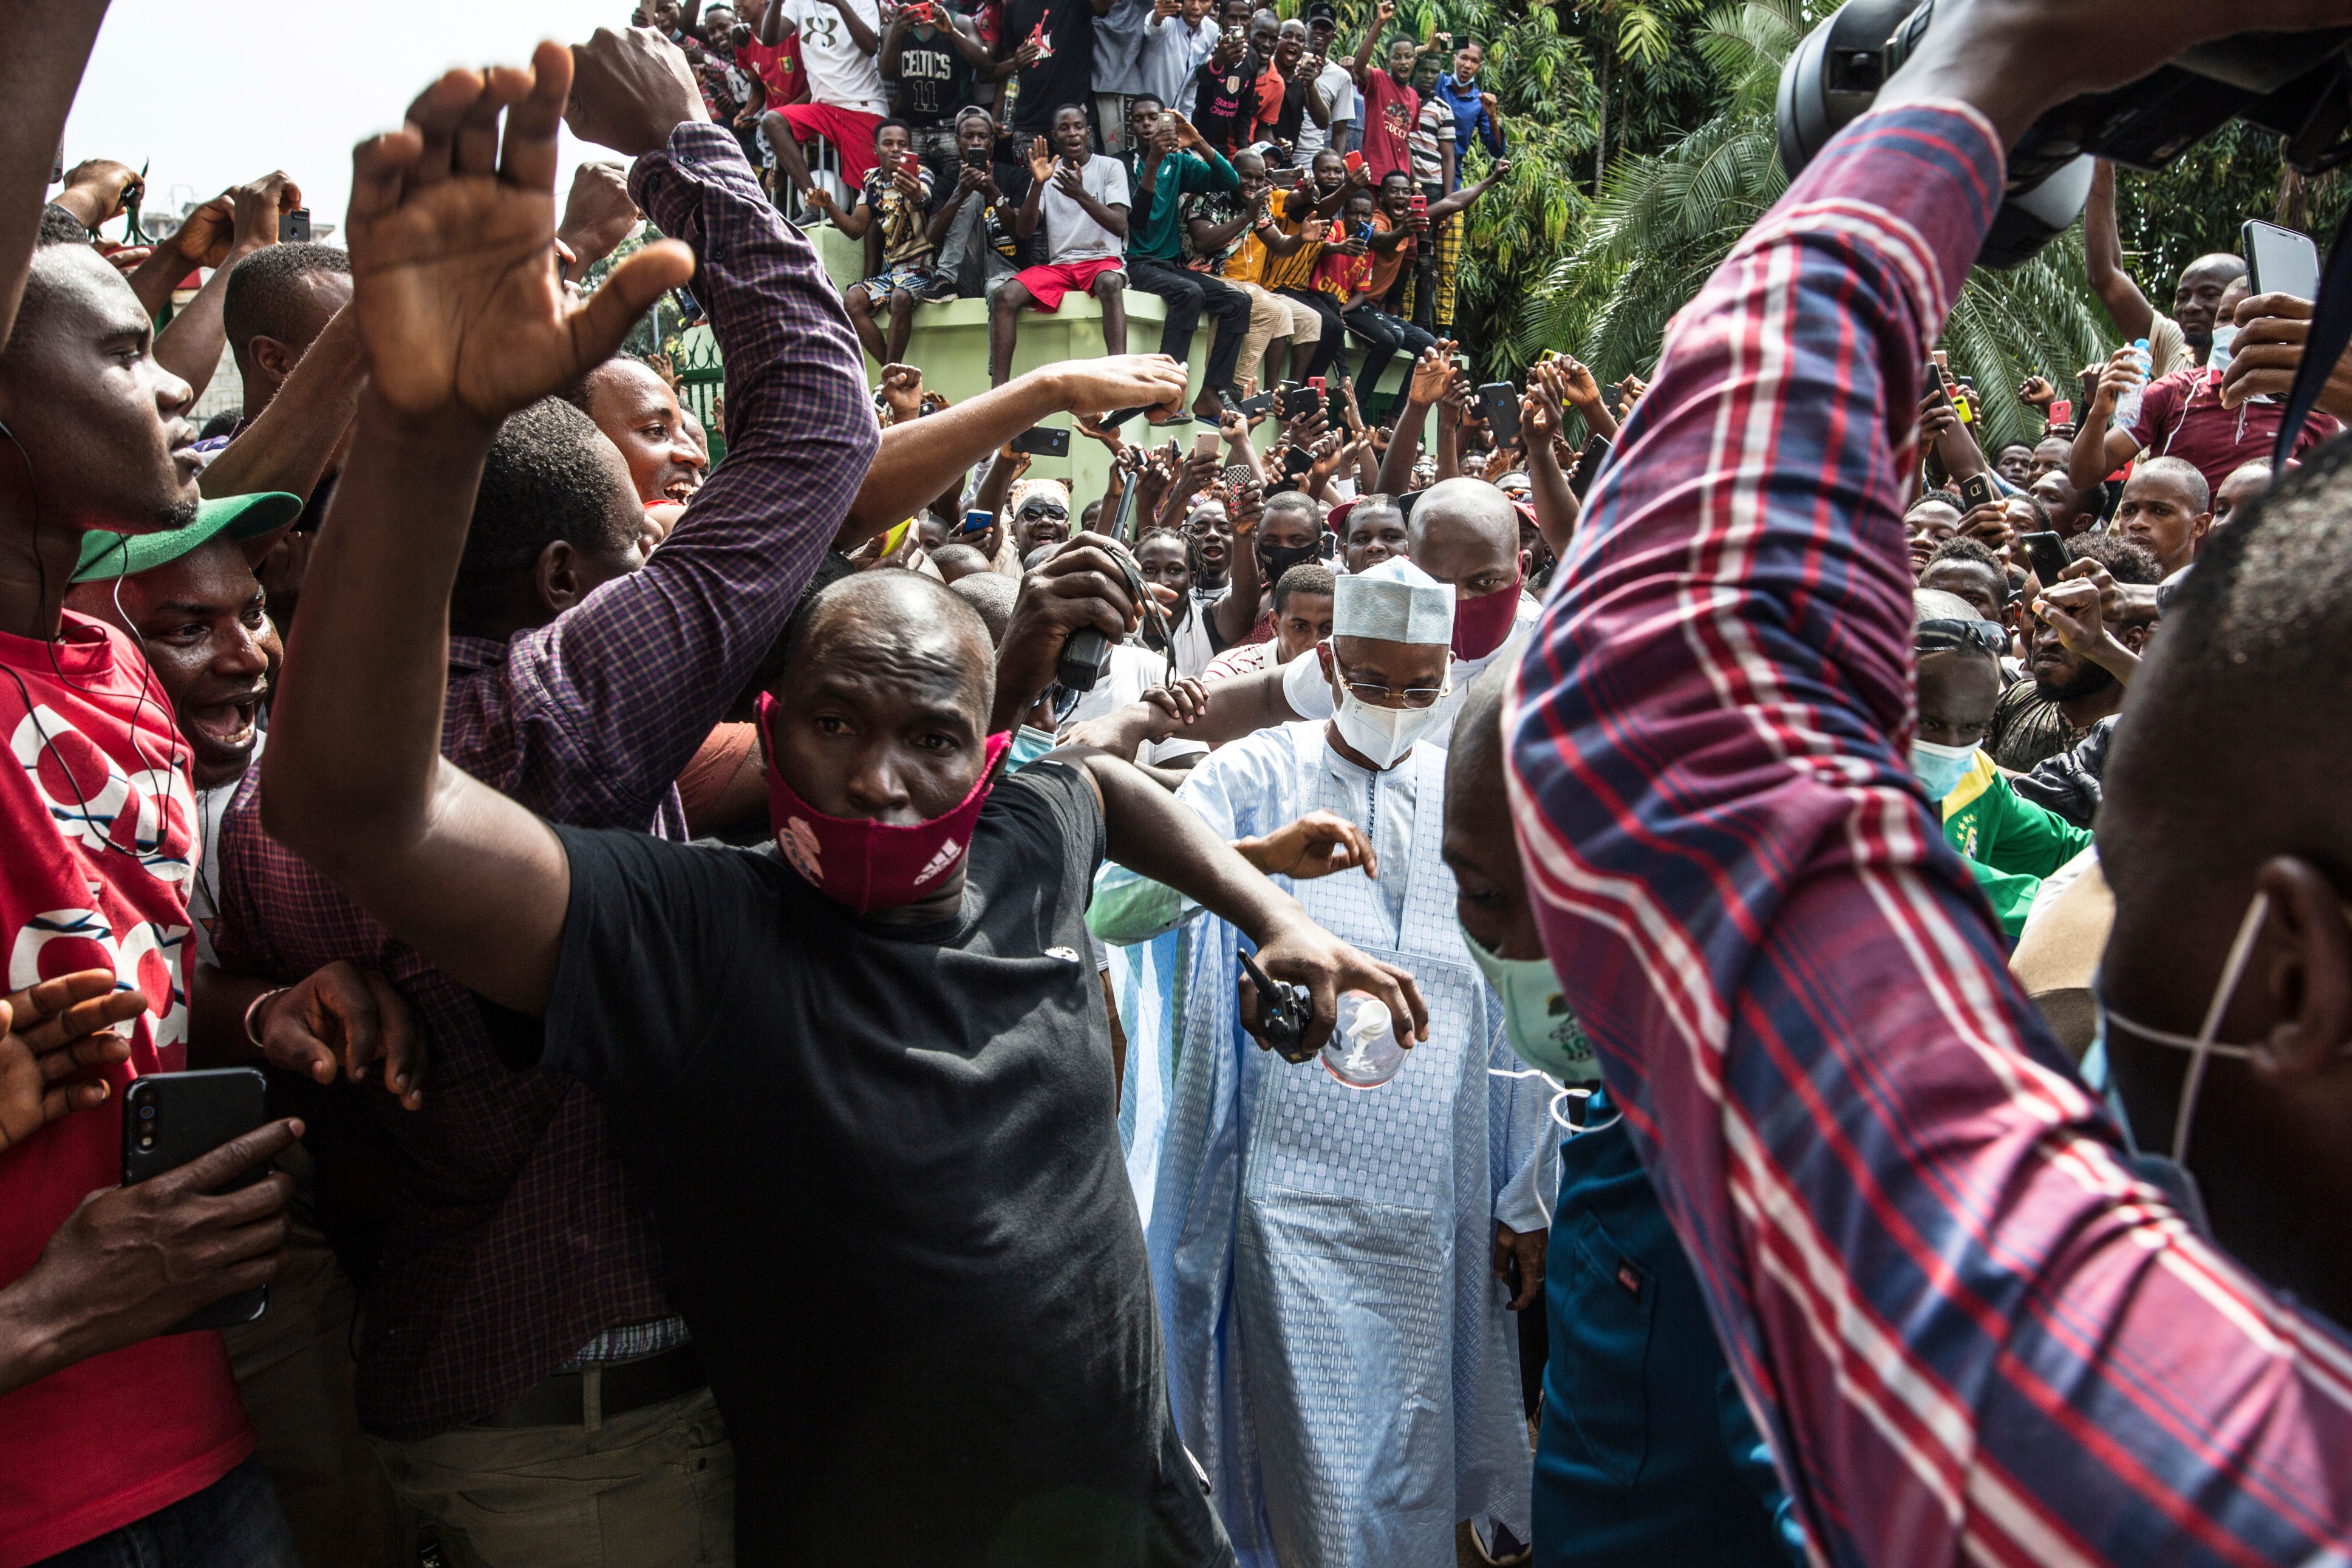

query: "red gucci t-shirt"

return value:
[0, 615, 251, 1568]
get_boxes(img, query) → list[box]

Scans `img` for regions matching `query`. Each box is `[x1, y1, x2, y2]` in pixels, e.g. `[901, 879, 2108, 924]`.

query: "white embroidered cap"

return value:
[1332, 556, 1454, 645]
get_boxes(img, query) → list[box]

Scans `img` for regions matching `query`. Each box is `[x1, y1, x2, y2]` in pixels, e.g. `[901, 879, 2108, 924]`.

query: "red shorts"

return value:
[771, 103, 884, 185]
[1014, 257, 1125, 312]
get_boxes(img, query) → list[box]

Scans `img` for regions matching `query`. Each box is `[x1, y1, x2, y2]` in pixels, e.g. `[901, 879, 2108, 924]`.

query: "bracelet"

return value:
[244, 987, 292, 1049]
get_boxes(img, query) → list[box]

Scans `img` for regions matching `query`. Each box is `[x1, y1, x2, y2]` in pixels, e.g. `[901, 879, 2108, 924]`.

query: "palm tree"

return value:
[1577, 0, 1710, 196]
[1516, 0, 2112, 452]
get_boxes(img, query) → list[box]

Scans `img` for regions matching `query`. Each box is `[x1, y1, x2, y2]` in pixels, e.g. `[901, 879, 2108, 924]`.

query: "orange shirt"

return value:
[1365, 210, 1413, 299]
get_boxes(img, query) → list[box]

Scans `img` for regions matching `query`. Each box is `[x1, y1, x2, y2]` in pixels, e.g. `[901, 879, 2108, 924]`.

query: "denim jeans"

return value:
[38, 1455, 299, 1568]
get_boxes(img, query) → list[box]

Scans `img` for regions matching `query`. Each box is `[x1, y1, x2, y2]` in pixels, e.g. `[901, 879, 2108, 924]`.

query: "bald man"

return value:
[2085, 159, 2244, 377]
[1078, 476, 1536, 755]
[275, 483, 1427, 1563]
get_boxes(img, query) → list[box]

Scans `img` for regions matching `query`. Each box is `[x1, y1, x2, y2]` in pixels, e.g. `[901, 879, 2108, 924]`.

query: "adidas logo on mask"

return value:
[912, 837, 965, 886]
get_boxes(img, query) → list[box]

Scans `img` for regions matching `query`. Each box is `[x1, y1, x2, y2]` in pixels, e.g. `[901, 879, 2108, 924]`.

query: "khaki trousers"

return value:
[1236, 279, 1320, 393]
[371, 1384, 735, 1568]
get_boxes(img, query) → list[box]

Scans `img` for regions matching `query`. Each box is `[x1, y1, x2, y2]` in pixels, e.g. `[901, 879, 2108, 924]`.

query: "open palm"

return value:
[346, 43, 693, 424]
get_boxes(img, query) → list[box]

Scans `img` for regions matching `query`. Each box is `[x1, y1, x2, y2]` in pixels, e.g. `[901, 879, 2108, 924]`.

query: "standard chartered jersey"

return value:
[0, 615, 251, 1568]
[1279, 590, 1541, 745]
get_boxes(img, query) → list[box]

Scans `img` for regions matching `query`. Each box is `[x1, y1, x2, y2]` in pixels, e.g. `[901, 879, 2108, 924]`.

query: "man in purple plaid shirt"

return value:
[209, 29, 877, 1561]
[1509, 3, 2352, 1564]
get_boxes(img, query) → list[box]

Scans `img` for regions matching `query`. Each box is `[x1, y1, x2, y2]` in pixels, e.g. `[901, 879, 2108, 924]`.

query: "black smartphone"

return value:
[2243, 218, 2321, 301]
[2021, 530, 2069, 587]
[122, 1068, 271, 1334]
[278, 208, 310, 244]
[963, 145, 989, 170]
[1010, 425, 1071, 457]
[1238, 390, 1274, 415]
[1476, 381, 1519, 445]
[1569, 433, 1609, 500]
[1921, 376, 1950, 413]
[1957, 472, 1999, 513]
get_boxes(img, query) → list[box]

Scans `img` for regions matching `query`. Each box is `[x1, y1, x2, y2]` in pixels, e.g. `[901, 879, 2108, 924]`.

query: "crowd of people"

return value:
[10, 1, 2352, 1567]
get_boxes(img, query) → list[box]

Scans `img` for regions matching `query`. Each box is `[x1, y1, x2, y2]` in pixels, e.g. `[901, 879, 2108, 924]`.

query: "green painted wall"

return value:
[675, 219, 1417, 520]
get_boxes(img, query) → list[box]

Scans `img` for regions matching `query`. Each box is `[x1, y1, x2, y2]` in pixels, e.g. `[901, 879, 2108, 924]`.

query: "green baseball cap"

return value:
[72, 491, 304, 584]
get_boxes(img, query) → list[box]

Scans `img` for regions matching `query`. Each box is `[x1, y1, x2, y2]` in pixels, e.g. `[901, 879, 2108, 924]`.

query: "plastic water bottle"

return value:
[1321, 990, 1406, 1089]
[2110, 337, 2151, 430]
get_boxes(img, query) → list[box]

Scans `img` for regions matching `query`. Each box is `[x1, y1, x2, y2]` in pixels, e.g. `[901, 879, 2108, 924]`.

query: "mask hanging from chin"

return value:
[1458, 916, 1598, 1082]
[1450, 577, 1522, 661]
[754, 694, 1014, 916]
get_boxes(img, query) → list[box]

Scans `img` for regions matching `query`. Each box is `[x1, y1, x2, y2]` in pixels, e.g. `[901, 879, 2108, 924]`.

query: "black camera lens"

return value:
[139, 1104, 155, 1119]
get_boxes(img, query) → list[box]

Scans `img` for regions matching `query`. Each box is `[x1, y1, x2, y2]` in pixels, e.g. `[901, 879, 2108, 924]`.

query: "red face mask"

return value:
[755, 694, 1013, 917]
[1450, 575, 1522, 661]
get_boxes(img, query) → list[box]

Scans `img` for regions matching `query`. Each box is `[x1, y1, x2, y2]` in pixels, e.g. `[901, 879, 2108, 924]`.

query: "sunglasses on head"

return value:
[1913, 618, 2009, 658]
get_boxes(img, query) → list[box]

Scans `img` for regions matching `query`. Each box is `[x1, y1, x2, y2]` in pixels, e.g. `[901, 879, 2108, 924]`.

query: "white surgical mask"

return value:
[1334, 690, 1442, 769]
[2207, 322, 2238, 370]
[1457, 915, 1599, 1082]
[1910, 737, 1980, 803]
[2095, 890, 2271, 1162]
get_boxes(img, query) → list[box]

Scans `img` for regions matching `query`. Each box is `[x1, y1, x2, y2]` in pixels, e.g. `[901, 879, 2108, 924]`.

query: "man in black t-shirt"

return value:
[1001, 0, 1120, 138]
[881, 0, 989, 182]
[1187, 20, 1257, 154]
[265, 85, 1424, 1545]
[929, 104, 1035, 299]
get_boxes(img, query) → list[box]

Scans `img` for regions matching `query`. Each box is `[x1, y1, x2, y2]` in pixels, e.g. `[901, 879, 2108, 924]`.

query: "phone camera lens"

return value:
[138, 1105, 155, 1119]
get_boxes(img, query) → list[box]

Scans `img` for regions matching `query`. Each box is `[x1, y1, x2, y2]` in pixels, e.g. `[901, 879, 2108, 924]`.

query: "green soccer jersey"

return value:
[1941, 749, 2094, 936]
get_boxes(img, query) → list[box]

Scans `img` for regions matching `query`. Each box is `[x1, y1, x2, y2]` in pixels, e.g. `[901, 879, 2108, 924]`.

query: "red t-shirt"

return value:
[2126, 367, 2341, 496]
[1360, 70, 1417, 182]
[739, 33, 806, 109]
[1366, 210, 1411, 298]
[0, 616, 251, 1567]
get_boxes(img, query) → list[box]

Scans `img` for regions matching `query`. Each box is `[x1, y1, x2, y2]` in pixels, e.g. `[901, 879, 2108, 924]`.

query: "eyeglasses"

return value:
[1343, 680, 1447, 709]
[1019, 503, 1069, 520]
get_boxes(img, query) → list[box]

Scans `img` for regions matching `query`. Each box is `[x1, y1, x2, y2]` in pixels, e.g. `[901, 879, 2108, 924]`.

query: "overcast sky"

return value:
[63, 0, 639, 245]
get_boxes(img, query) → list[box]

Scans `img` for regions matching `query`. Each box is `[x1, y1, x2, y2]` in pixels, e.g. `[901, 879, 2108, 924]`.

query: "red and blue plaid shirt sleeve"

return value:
[1507, 102, 2352, 1565]
[464, 121, 879, 828]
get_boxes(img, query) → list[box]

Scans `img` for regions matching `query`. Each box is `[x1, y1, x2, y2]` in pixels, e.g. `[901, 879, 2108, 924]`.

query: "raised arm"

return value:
[483, 26, 878, 823]
[265, 45, 696, 1016]
[1425, 156, 1504, 223]
[1015, 137, 1052, 238]
[1505, 9, 2352, 1562]
[1519, 363, 1578, 560]
[1377, 340, 1454, 494]
[1347, 0, 1391, 87]
[2067, 344, 2149, 492]
[2084, 159, 2155, 347]
[840, 355, 1188, 545]
[825, 0, 881, 54]
[0, 1, 111, 347]
[151, 173, 299, 400]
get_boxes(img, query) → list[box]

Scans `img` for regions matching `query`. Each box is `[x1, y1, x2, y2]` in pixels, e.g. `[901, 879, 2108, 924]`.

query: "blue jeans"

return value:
[38, 1455, 299, 1568]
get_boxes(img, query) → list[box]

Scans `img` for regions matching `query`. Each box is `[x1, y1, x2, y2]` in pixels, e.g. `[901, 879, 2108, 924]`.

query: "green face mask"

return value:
[1457, 915, 1599, 1083]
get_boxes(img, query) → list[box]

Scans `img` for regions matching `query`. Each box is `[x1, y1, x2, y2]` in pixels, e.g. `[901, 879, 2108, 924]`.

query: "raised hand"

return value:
[1028, 134, 1054, 183]
[0, 971, 144, 1156]
[347, 43, 695, 423]
[57, 160, 145, 230]
[557, 160, 642, 274]
[2018, 373, 2057, 408]
[565, 25, 711, 157]
[878, 361, 924, 423]
[176, 171, 302, 269]
[1408, 341, 1456, 406]
[1958, 500, 2013, 552]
